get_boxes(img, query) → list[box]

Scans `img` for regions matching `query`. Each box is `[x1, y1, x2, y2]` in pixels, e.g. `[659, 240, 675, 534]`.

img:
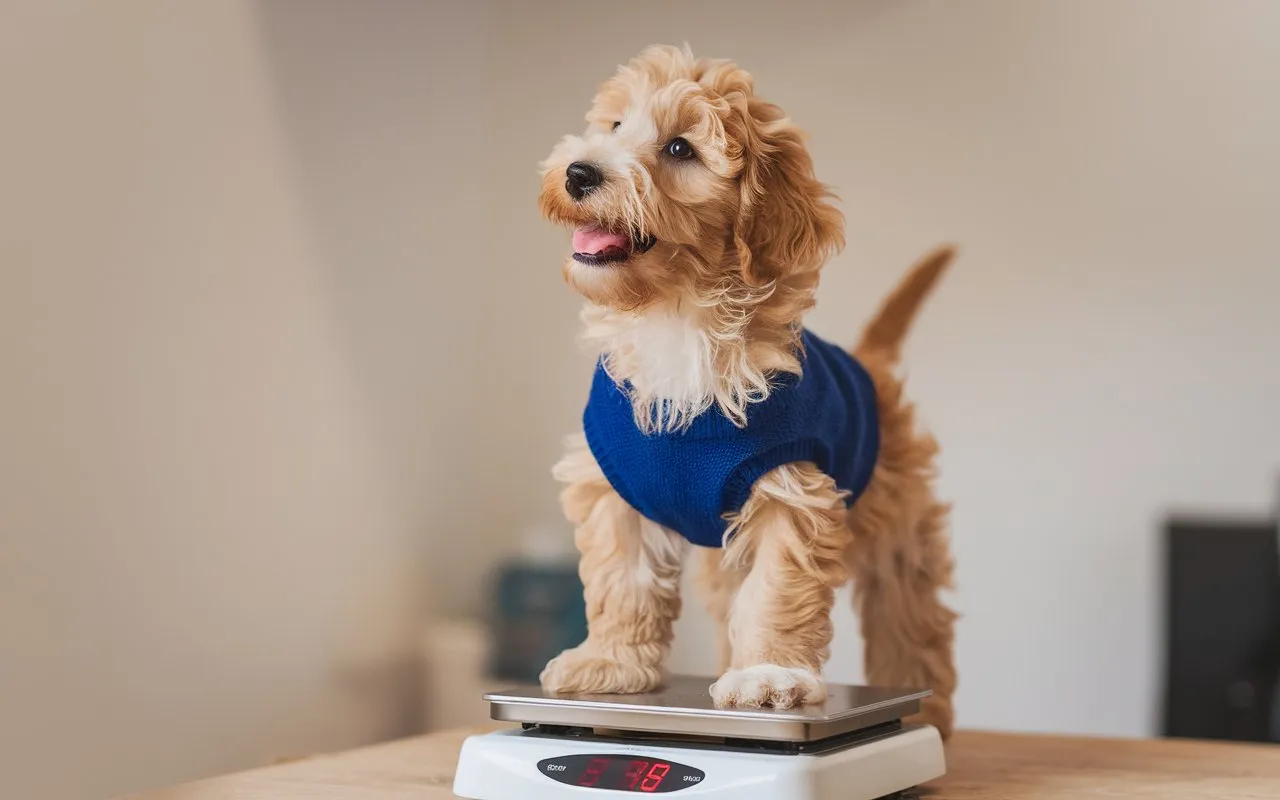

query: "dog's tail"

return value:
[854, 244, 955, 361]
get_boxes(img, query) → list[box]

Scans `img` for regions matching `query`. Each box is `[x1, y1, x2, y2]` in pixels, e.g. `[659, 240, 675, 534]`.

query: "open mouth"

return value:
[571, 224, 657, 265]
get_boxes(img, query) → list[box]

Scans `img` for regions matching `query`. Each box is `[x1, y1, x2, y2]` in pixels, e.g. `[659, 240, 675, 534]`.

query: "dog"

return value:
[535, 44, 958, 740]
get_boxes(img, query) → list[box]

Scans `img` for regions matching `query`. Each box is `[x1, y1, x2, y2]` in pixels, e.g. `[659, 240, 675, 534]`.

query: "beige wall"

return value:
[0, 2, 478, 797]
[2, 1, 1278, 798]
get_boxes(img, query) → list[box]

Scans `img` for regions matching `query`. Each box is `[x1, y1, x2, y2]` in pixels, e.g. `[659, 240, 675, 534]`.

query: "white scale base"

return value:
[454, 676, 945, 800]
[453, 724, 945, 800]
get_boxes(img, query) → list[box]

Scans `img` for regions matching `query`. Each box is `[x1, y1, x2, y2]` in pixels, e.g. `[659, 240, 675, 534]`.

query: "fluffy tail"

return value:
[855, 244, 955, 360]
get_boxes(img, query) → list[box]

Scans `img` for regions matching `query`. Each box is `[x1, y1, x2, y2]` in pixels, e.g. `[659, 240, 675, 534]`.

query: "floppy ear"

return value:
[728, 96, 844, 286]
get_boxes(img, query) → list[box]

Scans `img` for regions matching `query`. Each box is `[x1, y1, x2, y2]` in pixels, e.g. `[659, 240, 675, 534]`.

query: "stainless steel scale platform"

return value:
[453, 675, 946, 799]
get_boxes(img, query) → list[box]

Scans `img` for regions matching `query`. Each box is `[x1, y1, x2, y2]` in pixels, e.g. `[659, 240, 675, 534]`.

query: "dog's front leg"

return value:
[710, 463, 850, 709]
[541, 437, 688, 695]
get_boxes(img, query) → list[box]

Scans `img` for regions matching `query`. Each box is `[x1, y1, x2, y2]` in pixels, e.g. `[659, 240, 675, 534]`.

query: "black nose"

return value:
[565, 161, 604, 200]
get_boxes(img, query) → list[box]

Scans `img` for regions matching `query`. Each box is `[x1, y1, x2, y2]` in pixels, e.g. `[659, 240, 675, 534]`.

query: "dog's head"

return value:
[538, 44, 844, 312]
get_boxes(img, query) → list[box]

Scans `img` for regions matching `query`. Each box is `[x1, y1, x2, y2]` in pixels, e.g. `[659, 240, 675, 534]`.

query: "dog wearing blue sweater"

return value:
[536, 44, 958, 741]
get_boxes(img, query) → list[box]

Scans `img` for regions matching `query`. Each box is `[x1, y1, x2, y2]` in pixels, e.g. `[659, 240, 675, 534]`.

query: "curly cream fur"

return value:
[538, 44, 958, 740]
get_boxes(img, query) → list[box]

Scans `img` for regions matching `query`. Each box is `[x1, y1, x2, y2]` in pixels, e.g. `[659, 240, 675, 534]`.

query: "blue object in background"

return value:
[488, 556, 587, 683]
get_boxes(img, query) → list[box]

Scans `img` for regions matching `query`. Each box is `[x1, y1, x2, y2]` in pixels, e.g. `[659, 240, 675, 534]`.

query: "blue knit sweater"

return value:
[582, 329, 880, 548]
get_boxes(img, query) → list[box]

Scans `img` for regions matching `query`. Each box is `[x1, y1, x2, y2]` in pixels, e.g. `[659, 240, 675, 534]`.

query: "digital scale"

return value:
[453, 675, 945, 800]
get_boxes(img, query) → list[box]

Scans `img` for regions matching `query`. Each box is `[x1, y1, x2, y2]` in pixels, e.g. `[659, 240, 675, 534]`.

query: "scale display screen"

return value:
[537, 754, 705, 793]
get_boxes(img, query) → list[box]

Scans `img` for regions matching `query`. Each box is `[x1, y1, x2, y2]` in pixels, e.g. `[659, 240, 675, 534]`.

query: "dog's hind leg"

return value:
[695, 546, 746, 673]
[846, 356, 958, 739]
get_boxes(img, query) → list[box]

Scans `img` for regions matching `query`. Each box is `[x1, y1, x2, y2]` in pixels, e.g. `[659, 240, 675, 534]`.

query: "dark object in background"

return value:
[1162, 515, 1280, 742]
[487, 557, 588, 683]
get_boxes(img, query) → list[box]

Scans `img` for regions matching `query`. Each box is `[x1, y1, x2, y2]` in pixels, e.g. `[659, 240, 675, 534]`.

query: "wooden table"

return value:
[130, 726, 1280, 799]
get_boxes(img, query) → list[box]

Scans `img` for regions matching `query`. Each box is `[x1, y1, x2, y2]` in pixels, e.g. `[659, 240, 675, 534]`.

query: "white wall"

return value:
[483, 0, 1280, 738]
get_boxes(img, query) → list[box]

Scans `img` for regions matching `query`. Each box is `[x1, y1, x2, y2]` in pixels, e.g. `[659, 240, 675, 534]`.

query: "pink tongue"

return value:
[573, 226, 629, 255]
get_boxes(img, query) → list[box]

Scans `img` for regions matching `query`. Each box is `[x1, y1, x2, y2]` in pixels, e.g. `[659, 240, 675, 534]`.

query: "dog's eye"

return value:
[612, 121, 621, 132]
[665, 137, 694, 160]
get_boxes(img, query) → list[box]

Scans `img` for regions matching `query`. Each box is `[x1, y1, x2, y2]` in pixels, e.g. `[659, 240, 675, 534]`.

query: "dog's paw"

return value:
[709, 665, 825, 710]
[540, 648, 662, 695]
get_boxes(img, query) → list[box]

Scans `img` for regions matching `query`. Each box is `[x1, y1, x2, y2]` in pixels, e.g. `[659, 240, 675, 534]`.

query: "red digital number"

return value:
[578, 757, 609, 788]
[624, 760, 650, 790]
[639, 762, 670, 792]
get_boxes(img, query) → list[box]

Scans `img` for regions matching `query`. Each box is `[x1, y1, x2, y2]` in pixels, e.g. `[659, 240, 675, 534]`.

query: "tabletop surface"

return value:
[129, 725, 1280, 800]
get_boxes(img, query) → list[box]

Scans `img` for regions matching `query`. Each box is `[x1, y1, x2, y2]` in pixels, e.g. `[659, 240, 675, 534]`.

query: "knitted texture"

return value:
[582, 329, 880, 548]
